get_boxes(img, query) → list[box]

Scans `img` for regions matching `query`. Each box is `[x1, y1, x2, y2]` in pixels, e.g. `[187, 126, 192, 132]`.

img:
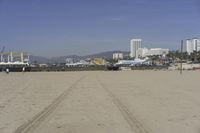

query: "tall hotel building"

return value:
[185, 38, 200, 55]
[130, 39, 142, 58]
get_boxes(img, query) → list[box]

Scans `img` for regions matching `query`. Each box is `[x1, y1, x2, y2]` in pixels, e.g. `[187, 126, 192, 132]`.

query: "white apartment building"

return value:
[130, 39, 142, 58]
[185, 38, 200, 54]
[185, 39, 193, 54]
[137, 48, 149, 58]
[147, 48, 169, 56]
[113, 53, 123, 60]
[192, 38, 200, 51]
[137, 48, 169, 57]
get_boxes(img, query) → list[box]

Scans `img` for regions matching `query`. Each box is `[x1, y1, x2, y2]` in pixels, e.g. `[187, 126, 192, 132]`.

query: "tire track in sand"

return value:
[13, 76, 85, 133]
[96, 76, 150, 133]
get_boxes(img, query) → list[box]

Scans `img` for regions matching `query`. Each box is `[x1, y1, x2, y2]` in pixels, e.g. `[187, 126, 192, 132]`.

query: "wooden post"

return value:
[180, 40, 183, 74]
[0, 54, 2, 62]
[8, 54, 10, 62]
[10, 52, 13, 62]
[21, 52, 24, 63]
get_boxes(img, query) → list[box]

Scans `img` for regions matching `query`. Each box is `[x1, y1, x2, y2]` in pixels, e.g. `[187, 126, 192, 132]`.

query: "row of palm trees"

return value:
[166, 51, 200, 62]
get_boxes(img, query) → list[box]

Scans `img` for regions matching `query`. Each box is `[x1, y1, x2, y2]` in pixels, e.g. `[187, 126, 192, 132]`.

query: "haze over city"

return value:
[0, 0, 200, 57]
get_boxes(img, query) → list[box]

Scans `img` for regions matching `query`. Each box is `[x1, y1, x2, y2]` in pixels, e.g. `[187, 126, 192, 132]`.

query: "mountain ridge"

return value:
[29, 51, 129, 64]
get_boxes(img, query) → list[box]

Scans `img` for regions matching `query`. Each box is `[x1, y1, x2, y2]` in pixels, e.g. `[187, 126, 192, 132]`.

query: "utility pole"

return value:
[180, 40, 183, 74]
[0, 46, 5, 62]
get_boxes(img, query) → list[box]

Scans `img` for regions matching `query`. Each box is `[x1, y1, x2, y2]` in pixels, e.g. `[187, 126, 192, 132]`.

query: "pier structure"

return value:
[0, 52, 29, 65]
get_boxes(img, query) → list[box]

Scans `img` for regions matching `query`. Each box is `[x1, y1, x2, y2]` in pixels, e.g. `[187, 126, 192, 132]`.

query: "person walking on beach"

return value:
[22, 67, 25, 72]
[6, 68, 9, 74]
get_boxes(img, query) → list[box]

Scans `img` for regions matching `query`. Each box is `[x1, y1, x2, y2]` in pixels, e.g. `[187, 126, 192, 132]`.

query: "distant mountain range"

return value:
[29, 51, 129, 64]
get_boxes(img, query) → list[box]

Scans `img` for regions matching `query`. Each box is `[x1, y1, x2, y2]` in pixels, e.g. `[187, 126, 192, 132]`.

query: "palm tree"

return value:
[196, 51, 200, 62]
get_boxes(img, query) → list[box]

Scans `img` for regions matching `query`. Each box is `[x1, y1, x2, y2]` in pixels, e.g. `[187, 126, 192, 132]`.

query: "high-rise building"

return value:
[130, 39, 142, 58]
[185, 38, 200, 54]
[192, 38, 200, 51]
[185, 39, 193, 54]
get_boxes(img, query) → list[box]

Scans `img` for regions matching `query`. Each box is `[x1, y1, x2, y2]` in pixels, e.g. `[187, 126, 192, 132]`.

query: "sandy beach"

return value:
[0, 71, 200, 133]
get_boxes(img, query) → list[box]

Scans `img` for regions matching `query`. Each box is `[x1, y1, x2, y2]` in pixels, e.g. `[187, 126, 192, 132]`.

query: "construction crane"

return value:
[1, 46, 5, 62]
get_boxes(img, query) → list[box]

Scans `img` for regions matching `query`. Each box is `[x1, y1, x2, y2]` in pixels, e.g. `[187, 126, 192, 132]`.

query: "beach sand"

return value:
[0, 71, 200, 133]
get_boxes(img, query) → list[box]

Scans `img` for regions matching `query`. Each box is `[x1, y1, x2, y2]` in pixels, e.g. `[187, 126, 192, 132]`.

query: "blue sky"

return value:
[0, 0, 200, 57]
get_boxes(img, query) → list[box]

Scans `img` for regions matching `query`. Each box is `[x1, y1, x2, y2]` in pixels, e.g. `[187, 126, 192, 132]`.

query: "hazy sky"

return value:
[0, 0, 200, 57]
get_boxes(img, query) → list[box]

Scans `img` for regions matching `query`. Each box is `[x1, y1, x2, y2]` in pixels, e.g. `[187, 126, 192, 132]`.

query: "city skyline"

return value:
[0, 0, 200, 57]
